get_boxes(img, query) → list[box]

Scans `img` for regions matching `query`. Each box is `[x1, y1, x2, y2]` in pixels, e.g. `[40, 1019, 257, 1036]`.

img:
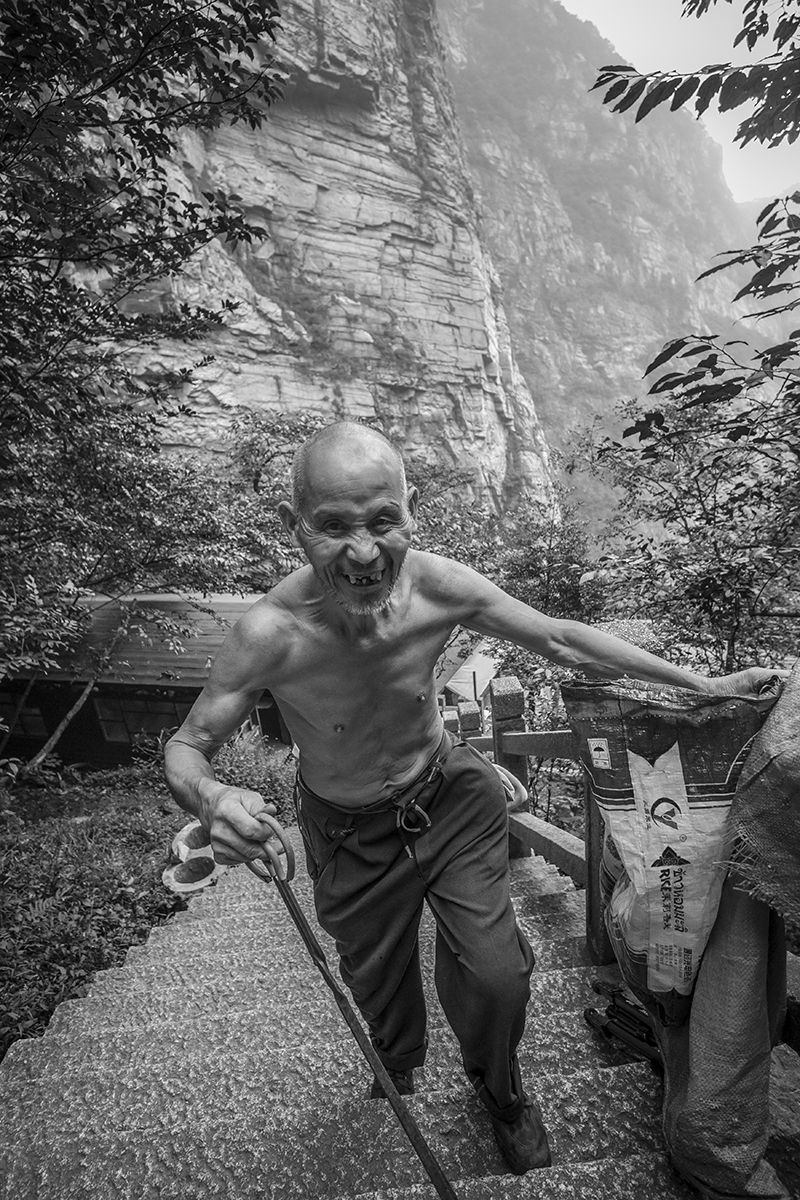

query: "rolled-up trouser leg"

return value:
[298, 795, 429, 1072]
[416, 742, 535, 1120]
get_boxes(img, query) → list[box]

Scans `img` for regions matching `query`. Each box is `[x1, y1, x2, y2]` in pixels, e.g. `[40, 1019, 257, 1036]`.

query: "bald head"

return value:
[291, 422, 407, 514]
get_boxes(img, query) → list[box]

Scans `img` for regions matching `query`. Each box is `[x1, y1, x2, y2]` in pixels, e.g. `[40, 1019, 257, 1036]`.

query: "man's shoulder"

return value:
[231, 571, 312, 649]
[407, 550, 486, 600]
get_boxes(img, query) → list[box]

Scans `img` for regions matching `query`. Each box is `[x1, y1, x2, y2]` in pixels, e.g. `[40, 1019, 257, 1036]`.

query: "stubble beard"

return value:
[321, 561, 403, 617]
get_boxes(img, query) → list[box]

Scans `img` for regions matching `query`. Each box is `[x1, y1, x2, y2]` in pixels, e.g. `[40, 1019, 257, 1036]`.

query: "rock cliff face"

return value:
[151, 0, 553, 510]
[436, 0, 751, 455]
[148, 0, 753, 511]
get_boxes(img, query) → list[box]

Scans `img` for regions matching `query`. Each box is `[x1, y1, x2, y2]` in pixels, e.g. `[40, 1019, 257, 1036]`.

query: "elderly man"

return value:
[164, 421, 777, 1176]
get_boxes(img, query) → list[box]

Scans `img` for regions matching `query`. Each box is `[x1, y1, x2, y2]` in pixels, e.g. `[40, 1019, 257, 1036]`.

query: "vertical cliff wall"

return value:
[145, 0, 553, 509]
[437, 0, 752, 455]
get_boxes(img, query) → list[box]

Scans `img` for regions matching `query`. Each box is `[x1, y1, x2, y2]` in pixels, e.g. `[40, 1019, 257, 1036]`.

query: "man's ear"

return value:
[406, 486, 419, 523]
[277, 500, 302, 547]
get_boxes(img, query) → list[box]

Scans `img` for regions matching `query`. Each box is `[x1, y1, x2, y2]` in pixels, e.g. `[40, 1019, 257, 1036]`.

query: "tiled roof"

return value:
[26, 594, 261, 688]
[28, 593, 482, 694]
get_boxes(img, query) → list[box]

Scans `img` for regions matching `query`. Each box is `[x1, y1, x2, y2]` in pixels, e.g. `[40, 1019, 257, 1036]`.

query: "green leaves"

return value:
[593, 3, 800, 151]
[0, 1, 285, 697]
[634, 77, 679, 123]
[574, 345, 800, 671]
[583, 1, 800, 670]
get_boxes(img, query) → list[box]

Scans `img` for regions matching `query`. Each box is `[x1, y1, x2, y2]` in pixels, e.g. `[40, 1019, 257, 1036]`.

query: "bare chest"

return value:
[271, 616, 451, 734]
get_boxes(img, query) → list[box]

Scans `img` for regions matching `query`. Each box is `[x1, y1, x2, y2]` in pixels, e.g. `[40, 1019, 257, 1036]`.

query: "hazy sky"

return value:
[556, 0, 798, 203]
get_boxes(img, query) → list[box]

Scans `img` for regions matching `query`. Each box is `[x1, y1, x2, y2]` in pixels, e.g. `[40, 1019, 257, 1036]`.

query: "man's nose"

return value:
[346, 530, 379, 564]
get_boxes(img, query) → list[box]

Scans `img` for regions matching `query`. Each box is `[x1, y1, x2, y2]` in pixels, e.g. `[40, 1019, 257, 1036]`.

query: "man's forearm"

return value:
[164, 736, 227, 827]
[554, 621, 711, 691]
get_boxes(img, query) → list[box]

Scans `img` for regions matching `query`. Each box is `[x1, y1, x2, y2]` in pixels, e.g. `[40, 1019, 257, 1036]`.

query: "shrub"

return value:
[0, 760, 188, 1060]
[212, 731, 296, 824]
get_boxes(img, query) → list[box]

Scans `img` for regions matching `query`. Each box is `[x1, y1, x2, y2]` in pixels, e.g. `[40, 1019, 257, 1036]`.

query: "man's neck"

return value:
[326, 593, 395, 639]
[312, 560, 412, 639]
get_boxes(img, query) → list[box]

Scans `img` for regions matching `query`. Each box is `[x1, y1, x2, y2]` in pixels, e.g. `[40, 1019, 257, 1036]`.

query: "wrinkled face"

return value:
[285, 446, 417, 617]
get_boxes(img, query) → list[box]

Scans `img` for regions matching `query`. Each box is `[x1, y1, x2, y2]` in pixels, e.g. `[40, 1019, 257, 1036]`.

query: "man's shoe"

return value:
[369, 1068, 415, 1099]
[490, 1097, 552, 1175]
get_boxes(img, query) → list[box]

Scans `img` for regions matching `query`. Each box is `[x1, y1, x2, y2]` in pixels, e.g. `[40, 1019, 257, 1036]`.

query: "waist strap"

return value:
[295, 732, 454, 872]
[297, 730, 452, 819]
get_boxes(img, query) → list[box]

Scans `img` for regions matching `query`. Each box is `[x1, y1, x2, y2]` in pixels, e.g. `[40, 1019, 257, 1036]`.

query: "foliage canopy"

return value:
[576, 0, 800, 671]
[0, 1, 282, 687]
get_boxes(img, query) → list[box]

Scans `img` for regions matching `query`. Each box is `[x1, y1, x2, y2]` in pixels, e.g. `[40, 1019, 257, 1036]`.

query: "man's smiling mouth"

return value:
[343, 569, 386, 588]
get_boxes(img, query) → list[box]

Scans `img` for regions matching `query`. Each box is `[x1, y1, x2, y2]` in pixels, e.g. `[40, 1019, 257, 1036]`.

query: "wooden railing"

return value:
[448, 674, 614, 965]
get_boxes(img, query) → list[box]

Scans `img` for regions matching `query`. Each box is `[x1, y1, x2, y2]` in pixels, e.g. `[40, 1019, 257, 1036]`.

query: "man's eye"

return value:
[323, 522, 345, 535]
[373, 517, 395, 531]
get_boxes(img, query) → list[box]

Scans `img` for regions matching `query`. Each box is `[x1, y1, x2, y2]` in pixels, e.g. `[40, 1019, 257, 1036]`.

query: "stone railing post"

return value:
[490, 676, 531, 860]
[456, 699, 482, 740]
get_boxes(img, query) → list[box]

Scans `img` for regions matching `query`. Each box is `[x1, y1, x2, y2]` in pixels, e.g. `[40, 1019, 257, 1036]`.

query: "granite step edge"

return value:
[1, 1004, 641, 1089]
[39, 963, 621, 1037]
[1, 1063, 667, 1177]
[342, 1150, 696, 1200]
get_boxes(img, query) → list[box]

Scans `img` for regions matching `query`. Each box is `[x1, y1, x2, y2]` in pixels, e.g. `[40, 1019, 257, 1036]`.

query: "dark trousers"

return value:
[295, 737, 534, 1120]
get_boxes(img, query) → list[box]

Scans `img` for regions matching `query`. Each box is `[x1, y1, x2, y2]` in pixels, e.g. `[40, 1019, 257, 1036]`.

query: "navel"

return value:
[334, 723, 345, 733]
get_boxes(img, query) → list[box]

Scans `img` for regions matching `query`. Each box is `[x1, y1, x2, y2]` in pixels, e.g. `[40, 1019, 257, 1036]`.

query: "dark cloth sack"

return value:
[654, 878, 788, 1199]
[729, 661, 800, 937]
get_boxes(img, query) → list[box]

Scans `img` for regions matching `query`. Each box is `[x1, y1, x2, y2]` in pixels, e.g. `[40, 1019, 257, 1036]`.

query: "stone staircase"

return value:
[2, 827, 798, 1200]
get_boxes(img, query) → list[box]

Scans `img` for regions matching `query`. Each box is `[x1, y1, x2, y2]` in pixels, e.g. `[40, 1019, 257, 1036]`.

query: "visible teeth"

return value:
[345, 571, 384, 586]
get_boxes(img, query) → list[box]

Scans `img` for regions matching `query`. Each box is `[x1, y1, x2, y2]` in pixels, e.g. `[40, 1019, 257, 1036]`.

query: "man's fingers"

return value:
[207, 789, 287, 866]
[253, 810, 286, 842]
[240, 793, 276, 818]
[210, 831, 254, 863]
[219, 791, 273, 841]
[211, 819, 286, 864]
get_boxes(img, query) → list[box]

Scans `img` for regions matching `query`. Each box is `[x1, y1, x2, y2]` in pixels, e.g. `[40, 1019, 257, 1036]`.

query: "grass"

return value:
[0, 736, 296, 1063]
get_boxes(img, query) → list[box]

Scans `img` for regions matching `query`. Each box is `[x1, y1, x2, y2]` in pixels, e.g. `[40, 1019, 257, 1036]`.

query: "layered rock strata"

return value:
[145, 0, 553, 510]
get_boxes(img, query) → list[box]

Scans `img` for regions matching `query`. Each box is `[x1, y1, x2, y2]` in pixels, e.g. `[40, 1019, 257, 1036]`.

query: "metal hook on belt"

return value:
[396, 801, 432, 833]
[393, 755, 443, 833]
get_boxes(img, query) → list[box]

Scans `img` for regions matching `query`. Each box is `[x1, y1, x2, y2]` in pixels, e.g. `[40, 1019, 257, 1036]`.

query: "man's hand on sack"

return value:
[199, 782, 287, 867]
[706, 667, 787, 702]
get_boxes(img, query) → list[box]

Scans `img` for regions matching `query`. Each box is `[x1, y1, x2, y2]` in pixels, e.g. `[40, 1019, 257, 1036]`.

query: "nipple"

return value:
[416, 692, 427, 703]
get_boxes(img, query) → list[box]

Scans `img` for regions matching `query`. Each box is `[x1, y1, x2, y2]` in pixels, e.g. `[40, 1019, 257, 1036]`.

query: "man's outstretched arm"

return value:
[164, 605, 286, 864]
[449, 560, 781, 699]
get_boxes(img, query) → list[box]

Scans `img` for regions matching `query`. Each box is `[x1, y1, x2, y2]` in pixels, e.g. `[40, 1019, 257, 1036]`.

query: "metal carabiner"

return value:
[397, 802, 432, 834]
[394, 756, 443, 833]
[246, 810, 296, 883]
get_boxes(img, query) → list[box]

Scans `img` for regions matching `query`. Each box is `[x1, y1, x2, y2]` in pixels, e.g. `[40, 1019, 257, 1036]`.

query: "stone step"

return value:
[0, 1147, 696, 1200]
[173, 872, 578, 934]
[1, 1002, 637, 1092]
[41, 962, 616, 1038]
[123, 920, 592, 976]
[1, 1062, 666, 1195]
[107, 905, 587, 991]
[143, 881, 585, 939]
[342, 1155, 696, 1200]
[175, 844, 576, 921]
[82, 926, 588, 1005]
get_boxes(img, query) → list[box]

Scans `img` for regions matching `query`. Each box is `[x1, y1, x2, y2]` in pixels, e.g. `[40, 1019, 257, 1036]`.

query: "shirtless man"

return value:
[164, 421, 778, 1176]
